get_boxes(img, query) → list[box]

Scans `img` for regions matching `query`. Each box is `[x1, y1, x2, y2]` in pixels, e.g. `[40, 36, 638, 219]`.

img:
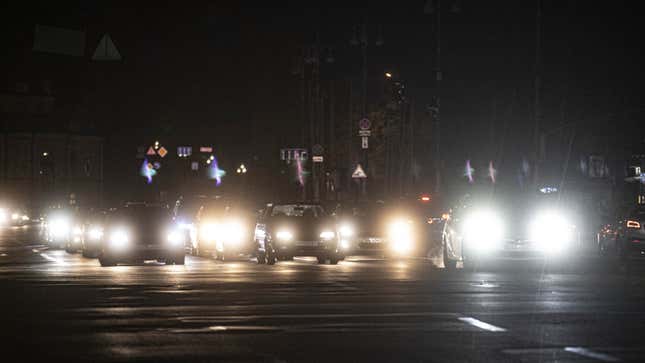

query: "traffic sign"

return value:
[157, 146, 168, 158]
[92, 33, 122, 61]
[358, 130, 371, 137]
[280, 148, 308, 161]
[361, 136, 369, 149]
[199, 146, 213, 153]
[191, 162, 199, 171]
[359, 118, 371, 130]
[177, 146, 192, 157]
[146, 147, 156, 156]
[313, 156, 324, 163]
[352, 164, 367, 178]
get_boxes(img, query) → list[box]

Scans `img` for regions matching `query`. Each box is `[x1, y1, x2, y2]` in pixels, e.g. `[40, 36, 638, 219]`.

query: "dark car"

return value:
[333, 197, 442, 258]
[98, 203, 186, 266]
[442, 190, 580, 270]
[193, 200, 256, 260]
[597, 205, 645, 267]
[254, 203, 342, 265]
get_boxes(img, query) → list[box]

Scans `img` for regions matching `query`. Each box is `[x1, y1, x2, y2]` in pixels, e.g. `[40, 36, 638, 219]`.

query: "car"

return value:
[81, 209, 109, 258]
[254, 202, 343, 265]
[193, 201, 256, 260]
[332, 198, 439, 259]
[172, 194, 223, 244]
[42, 207, 80, 249]
[442, 190, 580, 270]
[0, 205, 31, 227]
[597, 205, 645, 268]
[97, 203, 186, 267]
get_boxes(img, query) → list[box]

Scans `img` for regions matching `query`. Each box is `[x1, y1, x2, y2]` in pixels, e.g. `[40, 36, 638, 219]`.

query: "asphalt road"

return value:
[2, 225, 645, 362]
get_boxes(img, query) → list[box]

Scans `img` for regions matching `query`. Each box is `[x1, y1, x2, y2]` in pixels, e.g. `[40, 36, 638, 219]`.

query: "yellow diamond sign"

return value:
[157, 146, 168, 158]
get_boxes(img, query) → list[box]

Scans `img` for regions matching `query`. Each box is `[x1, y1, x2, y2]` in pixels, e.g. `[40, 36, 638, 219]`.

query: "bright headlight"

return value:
[388, 219, 414, 254]
[0, 209, 6, 222]
[50, 218, 70, 237]
[201, 223, 220, 242]
[320, 231, 335, 240]
[73, 226, 83, 236]
[463, 210, 504, 251]
[167, 229, 186, 246]
[109, 229, 130, 249]
[224, 220, 245, 244]
[88, 227, 104, 240]
[530, 211, 573, 254]
[276, 230, 293, 241]
[11, 213, 19, 221]
[21, 215, 29, 221]
[339, 224, 354, 237]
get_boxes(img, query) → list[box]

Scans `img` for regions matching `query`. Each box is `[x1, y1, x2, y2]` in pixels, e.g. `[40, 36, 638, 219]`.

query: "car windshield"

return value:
[271, 204, 325, 218]
[111, 206, 170, 226]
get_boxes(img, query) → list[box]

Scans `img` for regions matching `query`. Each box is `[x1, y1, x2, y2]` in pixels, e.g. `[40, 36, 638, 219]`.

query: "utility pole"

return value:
[533, 0, 542, 187]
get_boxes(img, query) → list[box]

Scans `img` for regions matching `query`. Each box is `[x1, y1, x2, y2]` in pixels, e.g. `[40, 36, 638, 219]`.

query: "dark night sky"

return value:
[2, 1, 644, 197]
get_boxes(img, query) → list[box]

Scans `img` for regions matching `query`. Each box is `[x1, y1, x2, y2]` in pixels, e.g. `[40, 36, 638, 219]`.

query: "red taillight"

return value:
[420, 195, 431, 202]
[627, 220, 641, 229]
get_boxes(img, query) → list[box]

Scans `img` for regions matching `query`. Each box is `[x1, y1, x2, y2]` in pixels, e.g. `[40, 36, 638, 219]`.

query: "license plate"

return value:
[359, 238, 383, 244]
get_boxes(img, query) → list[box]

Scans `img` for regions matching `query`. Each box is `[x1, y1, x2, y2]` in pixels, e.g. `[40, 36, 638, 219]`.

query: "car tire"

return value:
[266, 249, 276, 265]
[256, 252, 266, 264]
[443, 245, 457, 270]
[99, 257, 116, 267]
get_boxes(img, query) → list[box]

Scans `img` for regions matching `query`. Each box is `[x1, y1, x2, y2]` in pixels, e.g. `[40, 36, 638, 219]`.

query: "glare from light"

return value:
[385, 72, 392, 78]
[109, 229, 130, 250]
[463, 210, 504, 251]
[224, 220, 245, 244]
[341, 239, 351, 250]
[627, 220, 641, 229]
[11, 213, 19, 221]
[339, 224, 354, 237]
[167, 229, 185, 246]
[0, 209, 6, 223]
[276, 230, 293, 241]
[21, 215, 29, 221]
[50, 218, 70, 238]
[530, 211, 573, 254]
[88, 227, 104, 240]
[388, 219, 414, 254]
[320, 231, 335, 240]
[201, 223, 221, 242]
[73, 226, 83, 236]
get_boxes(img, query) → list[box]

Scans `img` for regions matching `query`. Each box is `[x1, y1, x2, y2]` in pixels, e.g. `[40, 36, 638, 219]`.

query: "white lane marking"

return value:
[39, 253, 65, 265]
[0, 253, 7, 257]
[180, 311, 457, 323]
[564, 347, 620, 362]
[458, 317, 507, 332]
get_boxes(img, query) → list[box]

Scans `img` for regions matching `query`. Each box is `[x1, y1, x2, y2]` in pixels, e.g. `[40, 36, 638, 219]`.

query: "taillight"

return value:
[627, 220, 641, 229]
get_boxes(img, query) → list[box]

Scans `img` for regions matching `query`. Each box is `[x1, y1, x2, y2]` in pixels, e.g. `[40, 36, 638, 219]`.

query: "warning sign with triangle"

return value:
[352, 164, 367, 179]
[92, 34, 122, 61]
[146, 147, 156, 156]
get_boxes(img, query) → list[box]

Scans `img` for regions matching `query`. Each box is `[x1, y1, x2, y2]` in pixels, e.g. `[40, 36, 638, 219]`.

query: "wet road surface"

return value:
[2, 225, 645, 362]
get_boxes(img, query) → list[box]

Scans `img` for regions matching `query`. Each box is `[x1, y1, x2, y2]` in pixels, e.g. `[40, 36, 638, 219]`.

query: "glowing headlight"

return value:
[224, 221, 245, 244]
[463, 210, 504, 251]
[0, 209, 7, 223]
[339, 224, 354, 238]
[49, 218, 70, 237]
[73, 226, 83, 236]
[88, 227, 104, 240]
[201, 223, 222, 242]
[21, 215, 29, 221]
[276, 230, 293, 241]
[11, 213, 19, 221]
[530, 211, 573, 254]
[320, 231, 335, 240]
[388, 219, 414, 254]
[167, 229, 186, 246]
[109, 229, 130, 249]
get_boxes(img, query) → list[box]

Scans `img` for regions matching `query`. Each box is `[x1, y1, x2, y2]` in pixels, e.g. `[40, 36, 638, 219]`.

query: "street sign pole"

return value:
[358, 119, 371, 200]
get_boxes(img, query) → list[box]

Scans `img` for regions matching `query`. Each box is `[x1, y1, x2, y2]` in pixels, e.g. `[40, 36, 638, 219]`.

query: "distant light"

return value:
[420, 195, 431, 202]
[42, 152, 48, 157]
[539, 186, 558, 194]
[385, 72, 392, 78]
[210, 155, 215, 160]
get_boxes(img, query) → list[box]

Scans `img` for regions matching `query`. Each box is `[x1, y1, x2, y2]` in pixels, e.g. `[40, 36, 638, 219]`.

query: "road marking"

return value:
[564, 347, 620, 362]
[0, 253, 7, 257]
[39, 253, 65, 265]
[458, 317, 507, 332]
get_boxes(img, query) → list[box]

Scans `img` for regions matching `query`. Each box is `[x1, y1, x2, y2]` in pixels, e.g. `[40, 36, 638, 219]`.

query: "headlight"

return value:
[530, 211, 573, 254]
[109, 229, 130, 249]
[388, 219, 414, 254]
[276, 230, 293, 241]
[320, 231, 335, 240]
[21, 215, 29, 221]
[200, 223, 220, 242]
[0, 209, 6, 223]
[88, 227, 104, 240]
[50, 218, 70, 237]
[73, 226, 83, 236]
[11, 213, 19, 221]
[223, 220, 245, 244]
[167, 229, 186, 246]
[463, 210, 504, 251]
[339, 224, 354, 238]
